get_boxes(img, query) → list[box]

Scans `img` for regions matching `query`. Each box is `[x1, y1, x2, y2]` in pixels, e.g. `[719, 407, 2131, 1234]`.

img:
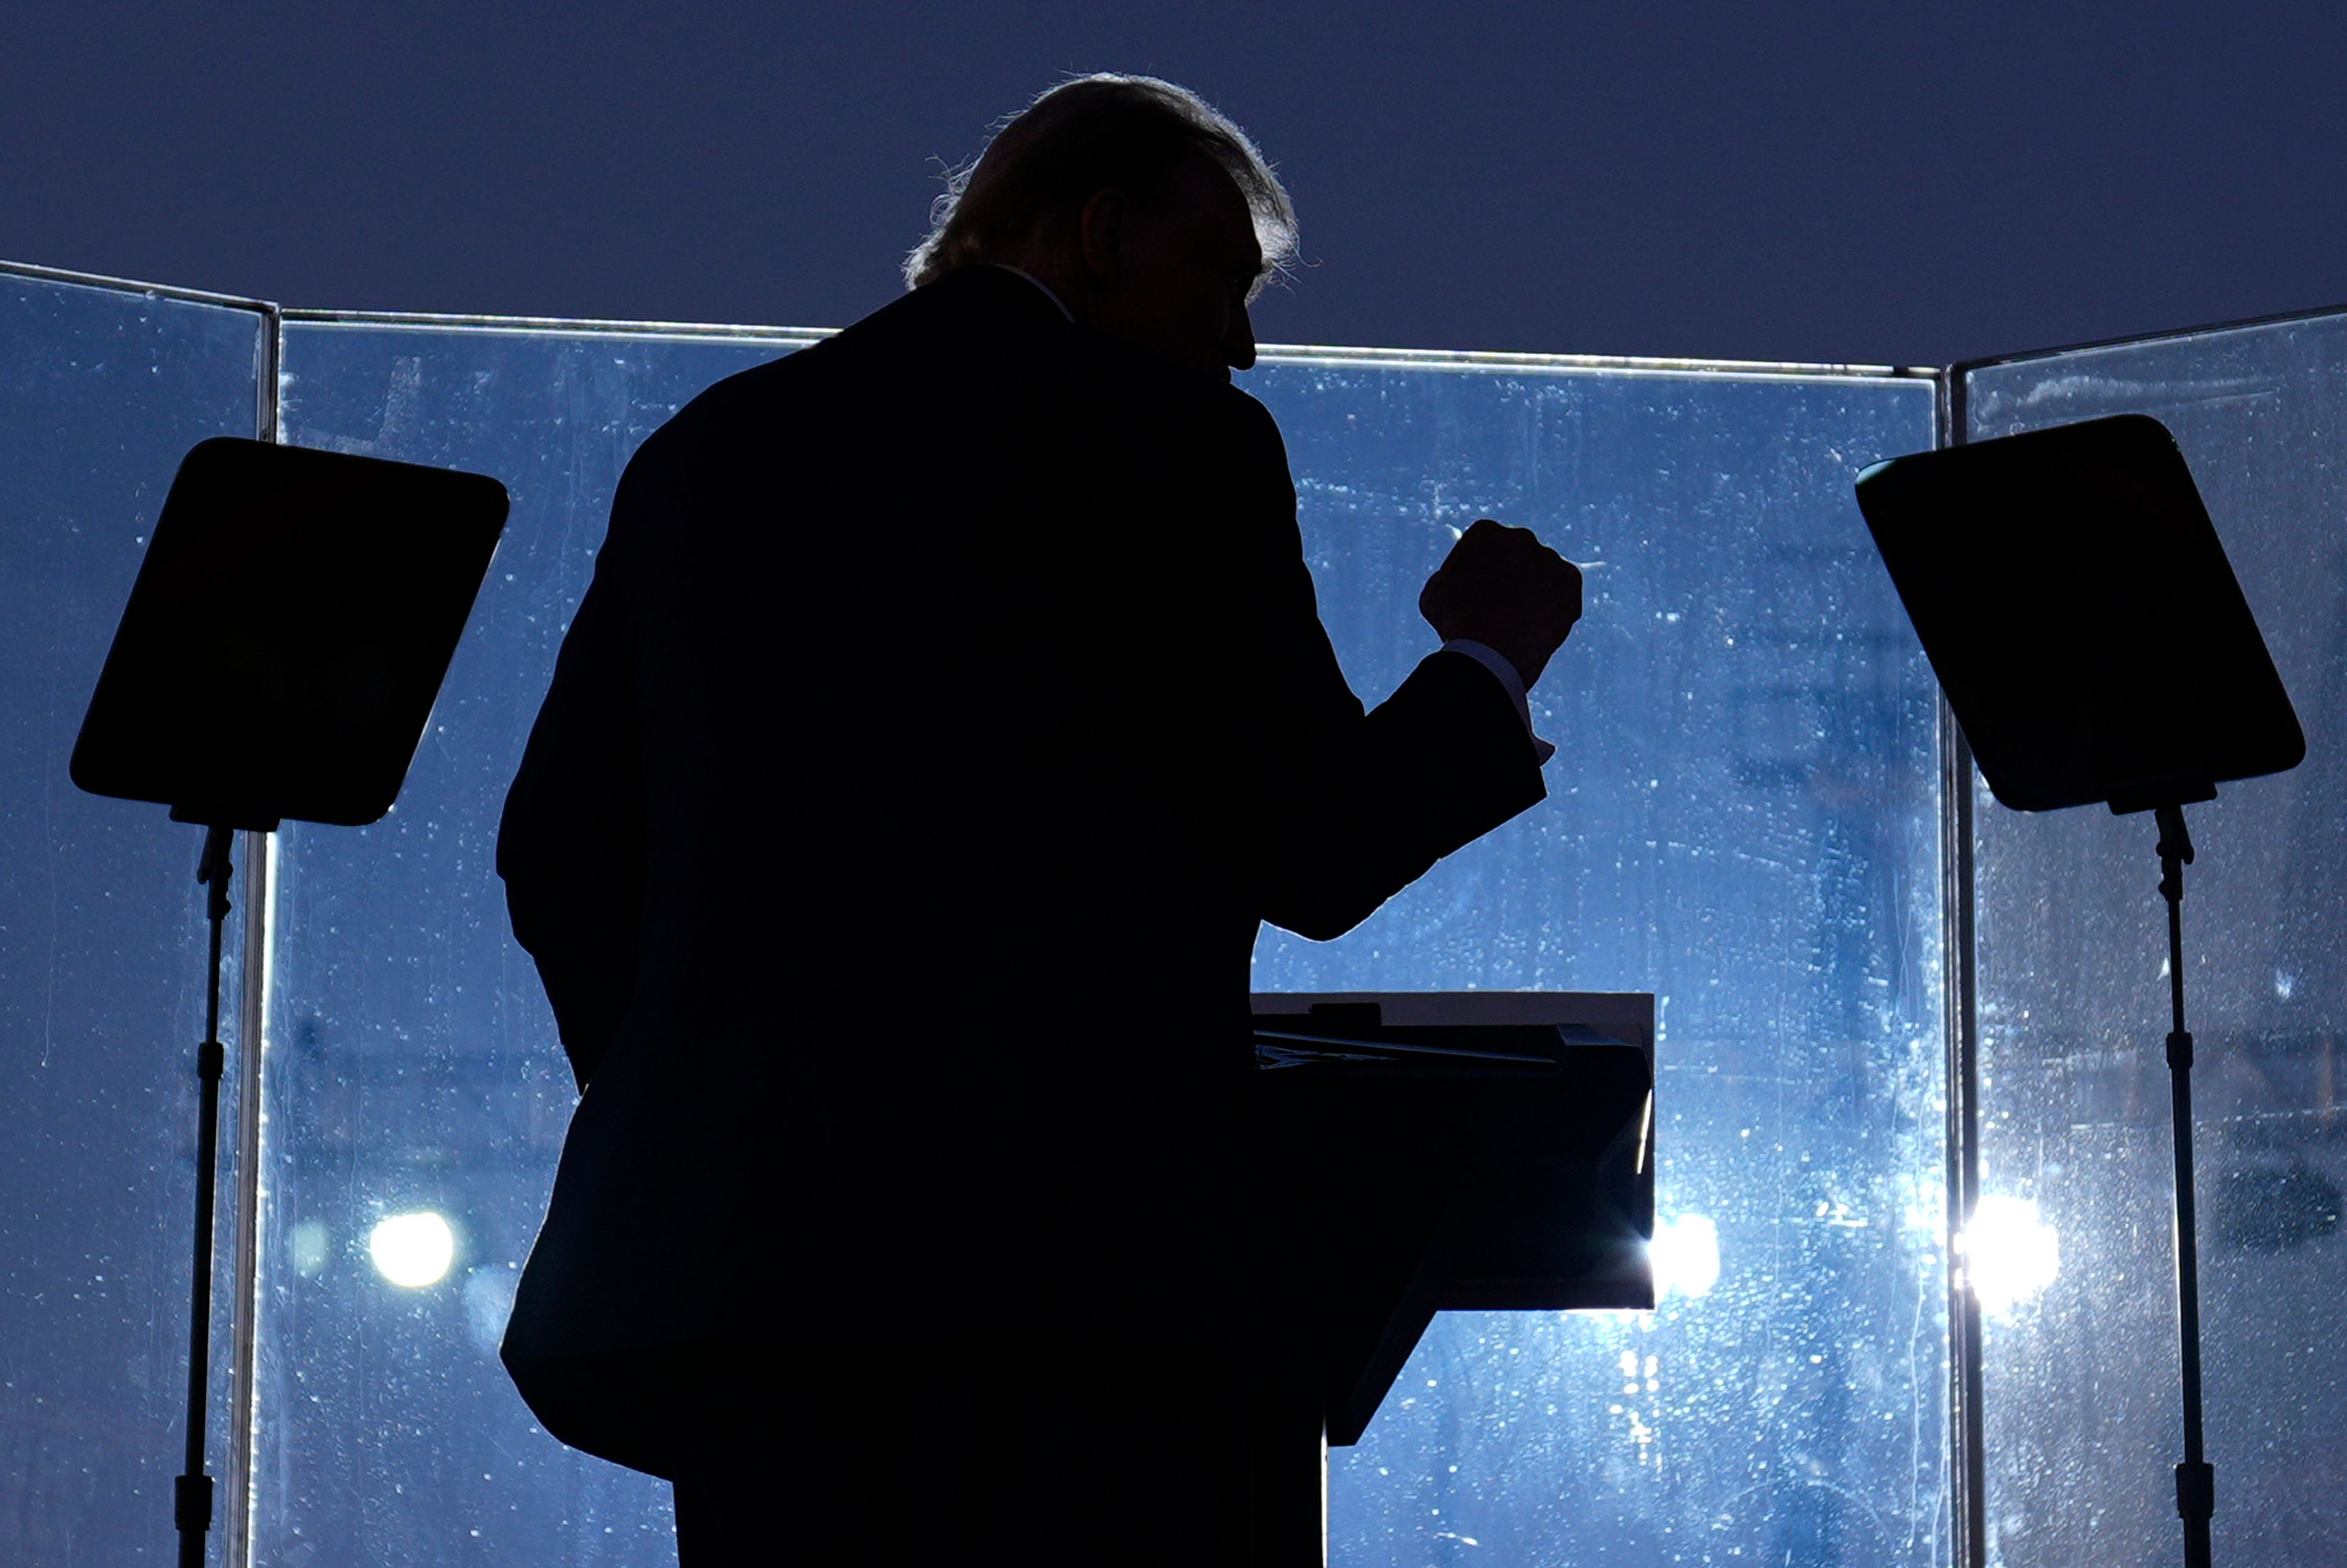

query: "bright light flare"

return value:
[1650, 1213, 1721, 1300]
[369, 1211, 455, 1289]
[1960, 1194, 2059, 1316]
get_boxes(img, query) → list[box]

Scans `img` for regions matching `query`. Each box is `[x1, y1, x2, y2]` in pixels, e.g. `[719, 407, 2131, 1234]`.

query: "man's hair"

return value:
[903, 75, 1298, 298]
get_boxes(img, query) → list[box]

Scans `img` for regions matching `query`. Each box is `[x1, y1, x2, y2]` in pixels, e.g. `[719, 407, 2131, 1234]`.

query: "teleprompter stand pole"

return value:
[2154, 802, 2214, 1568]
[174, 826, 233, 1568]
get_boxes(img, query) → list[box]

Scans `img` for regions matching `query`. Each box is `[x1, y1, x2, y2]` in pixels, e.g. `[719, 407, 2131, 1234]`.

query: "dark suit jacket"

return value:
[496, 265, 1545, 1476]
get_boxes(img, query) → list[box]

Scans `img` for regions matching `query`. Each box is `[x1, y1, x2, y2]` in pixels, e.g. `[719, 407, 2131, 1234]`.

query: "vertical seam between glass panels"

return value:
[1939, 366, 1988, 1568]
[225, 305, 285, 1568]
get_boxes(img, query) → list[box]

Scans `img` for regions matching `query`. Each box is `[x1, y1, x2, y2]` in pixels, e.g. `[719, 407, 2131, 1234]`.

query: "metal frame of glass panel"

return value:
[34, 255, 2339, 1568]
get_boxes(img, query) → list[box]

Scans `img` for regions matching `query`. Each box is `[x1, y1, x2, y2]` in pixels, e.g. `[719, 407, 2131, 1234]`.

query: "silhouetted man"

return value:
[497, 75, 1581, 1565]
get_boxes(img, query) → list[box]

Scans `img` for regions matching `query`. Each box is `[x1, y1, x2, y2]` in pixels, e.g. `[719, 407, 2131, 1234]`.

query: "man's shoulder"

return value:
[650, 268, 1067, 427]
[633, 266, 1287, 489]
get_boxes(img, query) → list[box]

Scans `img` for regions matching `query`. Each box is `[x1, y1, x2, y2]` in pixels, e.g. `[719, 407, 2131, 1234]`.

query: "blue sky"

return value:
[4, 1, 2341, 365]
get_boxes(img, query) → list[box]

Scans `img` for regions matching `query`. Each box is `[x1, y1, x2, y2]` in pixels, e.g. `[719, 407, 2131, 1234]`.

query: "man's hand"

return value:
[1418, 518, 1583, 689]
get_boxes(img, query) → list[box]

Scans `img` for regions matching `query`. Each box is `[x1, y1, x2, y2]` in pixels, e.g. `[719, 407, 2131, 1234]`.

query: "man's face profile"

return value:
[1073, 153, 1263, 381]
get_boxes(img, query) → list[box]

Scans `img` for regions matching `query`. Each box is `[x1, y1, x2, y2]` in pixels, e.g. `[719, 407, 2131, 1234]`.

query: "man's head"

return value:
[905, 76, 1298, 380]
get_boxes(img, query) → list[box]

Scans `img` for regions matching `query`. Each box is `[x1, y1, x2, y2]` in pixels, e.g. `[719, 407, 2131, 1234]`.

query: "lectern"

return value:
[1249, 990, 1655, 1561]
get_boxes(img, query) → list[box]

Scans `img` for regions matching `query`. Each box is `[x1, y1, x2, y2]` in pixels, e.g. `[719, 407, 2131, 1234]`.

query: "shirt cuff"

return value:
[1441, 639, 1557, 764]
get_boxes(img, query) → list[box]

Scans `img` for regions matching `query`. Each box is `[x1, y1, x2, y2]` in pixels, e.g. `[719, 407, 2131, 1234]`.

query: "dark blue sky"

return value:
[5, 2, 2341, 367]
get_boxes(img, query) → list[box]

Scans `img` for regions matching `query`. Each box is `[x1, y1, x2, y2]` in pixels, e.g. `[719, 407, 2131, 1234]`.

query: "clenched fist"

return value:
[1418, 518, 1583, 688]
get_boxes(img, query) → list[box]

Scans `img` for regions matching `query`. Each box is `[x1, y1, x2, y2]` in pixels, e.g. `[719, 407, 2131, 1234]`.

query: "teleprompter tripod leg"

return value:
[175, 826, 233, 1568]
[2154, 803, 2214, 1568]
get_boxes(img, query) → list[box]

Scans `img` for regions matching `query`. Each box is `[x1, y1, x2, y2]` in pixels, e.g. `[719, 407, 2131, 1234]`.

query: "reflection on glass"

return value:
[1650, 1212, 1724, 1302]
[369, 1214, 458, 1290]
[0, 270, 266, 1563]
[1960, 1195, 2059, 1319]
[1966, 310, 2347, 1567]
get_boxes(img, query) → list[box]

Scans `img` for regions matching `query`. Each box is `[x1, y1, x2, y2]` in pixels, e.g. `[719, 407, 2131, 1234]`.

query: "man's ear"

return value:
[1078, 188, 1128, 290]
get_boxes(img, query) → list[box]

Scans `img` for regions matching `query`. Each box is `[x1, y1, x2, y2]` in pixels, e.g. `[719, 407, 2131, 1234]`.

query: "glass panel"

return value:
[1964, 312, 2347, 1567]
[0, 271, 266, 1564]
[260, 326, 1944, 1566]
[1247, 359, 1948, 1565]
[261, 324, 815, 1567]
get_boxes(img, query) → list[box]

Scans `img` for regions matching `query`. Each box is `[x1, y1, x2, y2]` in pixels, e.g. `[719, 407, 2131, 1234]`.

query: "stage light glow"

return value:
[369, 1211, 455, 1289]
[1650, 1213, 1721, 1300]
[1960, 1193, 2059, 1316]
